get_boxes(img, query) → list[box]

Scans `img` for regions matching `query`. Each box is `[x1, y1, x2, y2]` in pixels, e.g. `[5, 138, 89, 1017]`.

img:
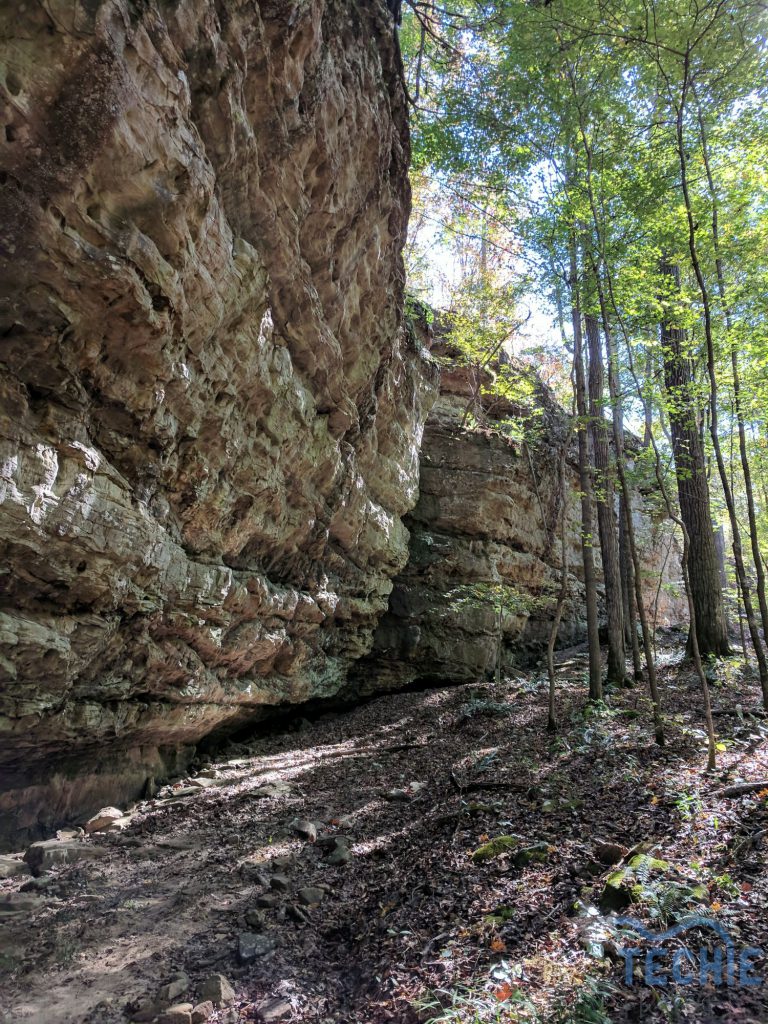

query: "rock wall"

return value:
[356, 336, 687, 692]
[0, 0, 436, 847]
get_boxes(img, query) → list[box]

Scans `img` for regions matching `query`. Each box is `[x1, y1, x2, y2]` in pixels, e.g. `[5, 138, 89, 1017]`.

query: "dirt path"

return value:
[2, 640, 767, 1023]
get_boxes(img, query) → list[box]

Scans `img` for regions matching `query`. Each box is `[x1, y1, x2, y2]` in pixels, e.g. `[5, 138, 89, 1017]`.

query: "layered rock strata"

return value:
[0, 0, 434, 846]
[357, 334, 686, 692]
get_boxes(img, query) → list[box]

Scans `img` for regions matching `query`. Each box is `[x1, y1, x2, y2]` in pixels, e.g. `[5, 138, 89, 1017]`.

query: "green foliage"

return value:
[401, 0, 768, 581]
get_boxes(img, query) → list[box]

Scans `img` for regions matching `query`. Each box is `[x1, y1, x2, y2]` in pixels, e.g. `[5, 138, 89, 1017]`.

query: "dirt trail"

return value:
[1, 642, 767, 1023]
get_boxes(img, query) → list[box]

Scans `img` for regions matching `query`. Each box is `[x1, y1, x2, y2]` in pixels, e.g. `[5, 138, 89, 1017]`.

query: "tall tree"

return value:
[659, 261, 730, 656]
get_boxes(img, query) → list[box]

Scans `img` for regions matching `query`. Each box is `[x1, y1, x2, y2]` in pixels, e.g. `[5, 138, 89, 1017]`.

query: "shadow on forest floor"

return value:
[1, 634, 767, 1024]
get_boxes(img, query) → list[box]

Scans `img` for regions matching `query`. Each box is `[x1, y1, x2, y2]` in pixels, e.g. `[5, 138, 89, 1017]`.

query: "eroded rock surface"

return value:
[0, 0, 435, 846]
[358, 334, 686, 691]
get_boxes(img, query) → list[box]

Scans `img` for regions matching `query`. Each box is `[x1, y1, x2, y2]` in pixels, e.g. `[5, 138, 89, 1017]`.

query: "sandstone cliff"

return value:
[0, 0, 435, 846]
[0, 1, 685, 850]
[358, 325, 686, 692]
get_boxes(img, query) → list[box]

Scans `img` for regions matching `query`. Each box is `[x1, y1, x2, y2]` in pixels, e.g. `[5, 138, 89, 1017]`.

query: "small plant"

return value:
[459, 698, 513, 720]
[550, 976, 617, 1024]
[673, 790, 702, 822]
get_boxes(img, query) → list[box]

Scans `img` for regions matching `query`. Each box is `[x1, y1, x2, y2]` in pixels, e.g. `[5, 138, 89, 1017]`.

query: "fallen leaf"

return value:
[495, 981, 514, 1001]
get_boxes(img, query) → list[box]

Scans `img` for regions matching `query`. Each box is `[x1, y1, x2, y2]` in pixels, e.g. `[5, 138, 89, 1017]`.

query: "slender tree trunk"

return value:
[608, 292, 714, 765]
[659, 260, 731, 658]
[569, 238, 602, 701]
[672, 75, 768, 692]
[620, 498, 643, 680]
[586, 312, 627, 684]
[548, 446, 570, 732]
[694, 86, 768, 656]
[592, 276, 664, 743]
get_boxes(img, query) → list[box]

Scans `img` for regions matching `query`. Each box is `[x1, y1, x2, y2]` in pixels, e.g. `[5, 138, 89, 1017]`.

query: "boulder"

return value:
[198, 975, 235, 1008]
[84, 807, 124, 833]
[24, 839, 106, 877]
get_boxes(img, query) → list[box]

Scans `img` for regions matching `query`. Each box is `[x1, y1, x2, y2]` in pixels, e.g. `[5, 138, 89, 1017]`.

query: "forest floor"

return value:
[2, 632, 768, 1024]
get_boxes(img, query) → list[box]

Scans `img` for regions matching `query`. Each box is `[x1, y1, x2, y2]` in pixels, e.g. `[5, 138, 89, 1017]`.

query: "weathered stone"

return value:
[269, 874, 290, 892]
[198, 975, 235, 1008]
[237, 932, 276, 963]
[128, 995, 161, 1022]
[19, 876, 56, 893]
[384, 789, 411, 802]
[256, 894, 280, 909]
[297, 887, 325, 906]
[247, 783, 292, 801]
[270, 856, 293, 870]
[0, 855, 30, 879]
[245, 909, 266, 930]
[157, 973, 190, 1006]
[289, 818, 318, 843]
[0, 893, 46, 916]
[593, 840, 627, 865]
[84, 807, 125, 833]
[191, 1003, 215, 1024]
[0, 0, 435, 850]
[256, 997, 292, 1022]
[325, 845, 353, 866]
[24, 839, 106, 877]
[471, 835, 523, 864]
[158, 1004, 193, 1024]
[356, 338, 687, 692]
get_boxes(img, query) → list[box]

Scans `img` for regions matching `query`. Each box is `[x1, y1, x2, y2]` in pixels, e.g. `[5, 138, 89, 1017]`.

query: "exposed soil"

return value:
[2, 635, 767, 1024]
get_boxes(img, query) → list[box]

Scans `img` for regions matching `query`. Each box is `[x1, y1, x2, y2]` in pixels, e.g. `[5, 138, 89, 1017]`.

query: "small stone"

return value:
[160, 786, 199, 800]
[384, 788, 410, 802]
[297, 886, 325, 906]
[0, 892, 46, 916]
[256, 893, 280, 909]
[56, 828, 84, 841]
[289, 818, 317, 842]
[157, 972, 189, 1005]
[244, 869, 271, 887]
[191, 1003, 214, 1024]
[317, 835, 351, 851]
[24, 839, 106, 877]
[245, 908, 266, 929]
[0, 855, 31, 880]
[248, 782, 291, 800]
[286, 904, 310, 923]
[471, 834, 522, 864]
[128, 995, 160, 1022]
[237, 931, 276, 963]
[187, 777, 217, 789]
[325, 845, 352, 866]
[158, 1004, 193, 1024]
[198, 974, 235, 1007]
[19, 876, 56, 892]
[593, 840, 627, 865]
[270, 855, 293, 870]
[256, 996, 292, 1022]
[269, 874, 290, 892]
[85, 807, 124, 833]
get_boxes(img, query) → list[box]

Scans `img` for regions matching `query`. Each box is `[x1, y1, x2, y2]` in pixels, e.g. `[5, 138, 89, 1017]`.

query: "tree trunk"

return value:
[586, 312, 626, 684]
[671, 74, 766, 690]
[659, 261, 730, 658]
[569, 239, 602, 701]
[694, 86, 768, 659]
[620, 496, 643, 680]
[548, 446, 570, 732]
